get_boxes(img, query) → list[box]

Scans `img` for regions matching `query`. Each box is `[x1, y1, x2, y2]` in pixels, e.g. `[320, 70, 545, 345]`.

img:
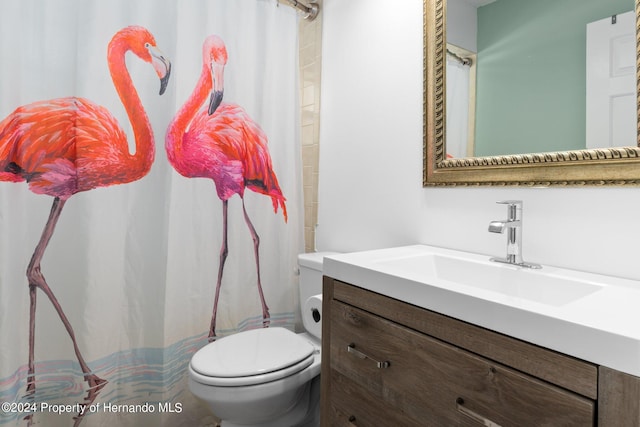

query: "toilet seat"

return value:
[190, 327, 316, 387]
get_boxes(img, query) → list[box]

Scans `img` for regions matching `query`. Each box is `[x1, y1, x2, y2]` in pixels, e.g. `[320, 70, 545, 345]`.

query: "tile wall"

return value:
[298, 1, 323, 252]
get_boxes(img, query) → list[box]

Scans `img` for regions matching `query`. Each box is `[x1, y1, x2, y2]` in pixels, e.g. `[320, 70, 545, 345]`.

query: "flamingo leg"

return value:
[241, 199, 270, 328]
[209, 200, 229, 339]
[26, 197, 106, 396]
[27, 283, 36, 394]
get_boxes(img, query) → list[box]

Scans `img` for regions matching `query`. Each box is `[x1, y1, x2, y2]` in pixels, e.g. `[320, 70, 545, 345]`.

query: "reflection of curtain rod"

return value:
[447, 50, 472, 66]
[279, 0, 319, 21]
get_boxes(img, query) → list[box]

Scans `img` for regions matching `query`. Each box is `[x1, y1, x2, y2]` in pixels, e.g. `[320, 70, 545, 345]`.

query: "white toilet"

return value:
[188, 252, 333, 427]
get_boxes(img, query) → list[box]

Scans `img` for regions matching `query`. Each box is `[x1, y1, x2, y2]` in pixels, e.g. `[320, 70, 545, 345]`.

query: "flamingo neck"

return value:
[108, 35, 154, 177]
[165, 65, 211, 171]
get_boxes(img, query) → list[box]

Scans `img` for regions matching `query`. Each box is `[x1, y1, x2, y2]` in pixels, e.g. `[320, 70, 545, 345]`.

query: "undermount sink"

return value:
[371, 252, 604, 306]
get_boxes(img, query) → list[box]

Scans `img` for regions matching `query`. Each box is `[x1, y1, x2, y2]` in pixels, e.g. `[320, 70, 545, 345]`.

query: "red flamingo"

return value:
[165, 35, 287, 339]
[0, 26, 171, 396]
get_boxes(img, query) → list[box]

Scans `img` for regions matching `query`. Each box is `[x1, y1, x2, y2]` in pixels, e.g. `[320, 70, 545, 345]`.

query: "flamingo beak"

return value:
[148, 45, 172, 95]
[209, 90, 223, 115]
[159, 62, 171, 95]
[209, 61, 224, 115]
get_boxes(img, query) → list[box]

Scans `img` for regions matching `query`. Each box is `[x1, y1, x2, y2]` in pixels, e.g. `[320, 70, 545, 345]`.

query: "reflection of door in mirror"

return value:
[446, 44, 476, 158]
[586, 11, 636, 149]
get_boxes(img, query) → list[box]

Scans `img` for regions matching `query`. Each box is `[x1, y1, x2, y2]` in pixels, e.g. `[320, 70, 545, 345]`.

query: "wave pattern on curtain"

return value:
[0, 1, 302, 426]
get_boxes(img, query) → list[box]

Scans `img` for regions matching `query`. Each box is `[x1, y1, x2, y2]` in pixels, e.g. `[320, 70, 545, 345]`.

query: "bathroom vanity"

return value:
[320, 246, 640, 426]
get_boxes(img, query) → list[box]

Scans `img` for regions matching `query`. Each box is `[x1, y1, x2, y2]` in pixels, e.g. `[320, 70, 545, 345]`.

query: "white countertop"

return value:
[323, 245, 640, 377]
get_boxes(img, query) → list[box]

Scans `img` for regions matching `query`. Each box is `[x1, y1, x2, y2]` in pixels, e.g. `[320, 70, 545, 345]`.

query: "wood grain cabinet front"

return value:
[321, 278, 640, 427]
[328, 299, 594, 426]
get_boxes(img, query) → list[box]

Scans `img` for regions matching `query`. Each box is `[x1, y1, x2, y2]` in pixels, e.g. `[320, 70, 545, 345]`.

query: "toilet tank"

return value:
[298, 252, 336, 307]
[298, 252, 337, 338]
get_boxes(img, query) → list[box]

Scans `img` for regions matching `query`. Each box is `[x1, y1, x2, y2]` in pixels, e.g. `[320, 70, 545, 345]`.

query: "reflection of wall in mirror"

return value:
[475, 0, 633, 156]
[447, 0, 480, 52]
[447, 0, 634, 157]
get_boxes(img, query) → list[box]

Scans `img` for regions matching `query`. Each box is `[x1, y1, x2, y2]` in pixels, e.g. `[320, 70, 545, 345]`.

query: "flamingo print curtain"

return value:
[0, 1, 302, 426]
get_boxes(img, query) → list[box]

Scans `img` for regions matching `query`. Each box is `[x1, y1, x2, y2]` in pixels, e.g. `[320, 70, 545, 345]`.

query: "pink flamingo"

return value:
[0, 26, 171, 396]
[165, 35, 287, 339]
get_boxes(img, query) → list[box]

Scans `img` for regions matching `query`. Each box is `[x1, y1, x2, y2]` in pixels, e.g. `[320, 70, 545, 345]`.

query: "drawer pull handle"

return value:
[456, 397, 502, 427]
[347, 343, 390, 369]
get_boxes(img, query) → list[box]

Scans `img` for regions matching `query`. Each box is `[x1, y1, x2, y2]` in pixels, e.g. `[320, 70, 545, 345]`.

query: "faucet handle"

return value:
[496, 200, 522, 206]
[496, 200, 522, 221]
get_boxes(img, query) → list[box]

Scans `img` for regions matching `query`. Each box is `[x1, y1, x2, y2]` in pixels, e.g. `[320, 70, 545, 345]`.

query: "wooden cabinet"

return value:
[321, 277, 640, 427]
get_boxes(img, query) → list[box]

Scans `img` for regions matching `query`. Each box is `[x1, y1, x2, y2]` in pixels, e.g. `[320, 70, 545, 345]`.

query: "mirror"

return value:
[423, 0, 640, 186]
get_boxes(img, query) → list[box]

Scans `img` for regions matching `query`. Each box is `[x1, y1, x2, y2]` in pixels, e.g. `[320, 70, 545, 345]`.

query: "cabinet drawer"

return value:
[327, 369, 424, 426]
[330, 300, 595, 426]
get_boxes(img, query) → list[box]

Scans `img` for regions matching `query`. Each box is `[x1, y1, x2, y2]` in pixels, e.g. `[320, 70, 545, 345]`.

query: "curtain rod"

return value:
[447, 49, 472, 66]
[279, 0, 319, 21]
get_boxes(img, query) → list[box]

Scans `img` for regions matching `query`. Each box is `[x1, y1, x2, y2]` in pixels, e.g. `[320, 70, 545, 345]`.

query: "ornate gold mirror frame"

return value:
[423, 0, 640, 186]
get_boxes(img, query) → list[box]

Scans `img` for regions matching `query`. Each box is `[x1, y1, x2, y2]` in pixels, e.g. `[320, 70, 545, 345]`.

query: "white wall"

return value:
[447, 0, 477, 52]
[317, 0, 640, 282]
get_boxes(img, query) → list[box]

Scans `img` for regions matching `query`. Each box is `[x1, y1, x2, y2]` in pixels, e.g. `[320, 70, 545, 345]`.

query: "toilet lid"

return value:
[191, 327, 315, 380]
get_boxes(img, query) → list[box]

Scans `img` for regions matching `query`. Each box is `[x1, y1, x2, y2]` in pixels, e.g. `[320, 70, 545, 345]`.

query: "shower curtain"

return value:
[0, 1, 303, 426]
[446, 53, 471, 158]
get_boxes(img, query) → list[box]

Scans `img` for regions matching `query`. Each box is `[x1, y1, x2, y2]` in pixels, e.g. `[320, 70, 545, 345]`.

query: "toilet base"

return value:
[219, 376, 320, 427]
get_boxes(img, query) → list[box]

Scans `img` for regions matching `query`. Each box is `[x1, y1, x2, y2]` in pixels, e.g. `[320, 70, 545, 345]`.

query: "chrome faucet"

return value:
[488, 200, 541, 269]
